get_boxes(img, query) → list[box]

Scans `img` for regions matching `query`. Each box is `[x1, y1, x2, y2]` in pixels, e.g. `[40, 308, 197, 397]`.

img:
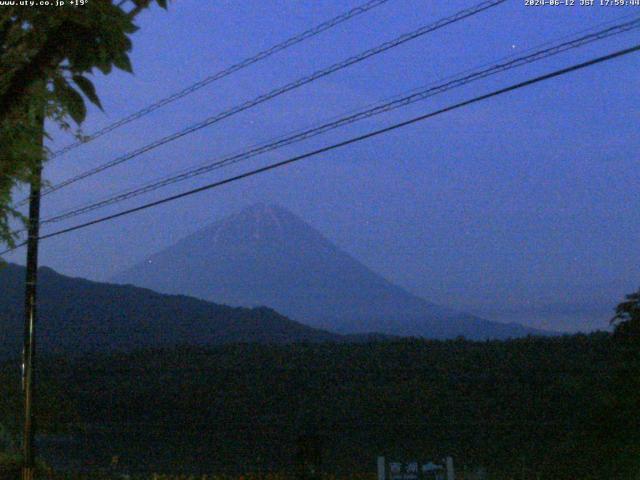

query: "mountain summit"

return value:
[113, 204, 548, 339]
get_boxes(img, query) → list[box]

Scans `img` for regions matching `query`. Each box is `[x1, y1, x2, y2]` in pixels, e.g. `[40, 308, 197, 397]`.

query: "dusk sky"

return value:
[6, 0, 640, 332]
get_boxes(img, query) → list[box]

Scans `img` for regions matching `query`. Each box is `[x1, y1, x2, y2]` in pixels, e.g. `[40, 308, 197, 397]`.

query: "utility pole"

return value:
[21, 115, 44, 480]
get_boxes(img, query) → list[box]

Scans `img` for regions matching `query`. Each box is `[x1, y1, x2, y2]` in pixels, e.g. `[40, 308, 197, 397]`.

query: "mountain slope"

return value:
[0, 263, 347, 360]
[113, 204, 550, 339]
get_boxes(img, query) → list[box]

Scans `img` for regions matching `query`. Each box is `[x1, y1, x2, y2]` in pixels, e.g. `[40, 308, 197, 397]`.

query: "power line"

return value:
[46, 0, 392, 160]
[37, 17, 640, 226]
[2, 42, 638, 256]
[38, 13, 640, 224]
[18, 0, 506, 206]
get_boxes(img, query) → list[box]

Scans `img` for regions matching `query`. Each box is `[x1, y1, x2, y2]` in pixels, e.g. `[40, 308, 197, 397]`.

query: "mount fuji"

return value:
[113, 204, 550, 339]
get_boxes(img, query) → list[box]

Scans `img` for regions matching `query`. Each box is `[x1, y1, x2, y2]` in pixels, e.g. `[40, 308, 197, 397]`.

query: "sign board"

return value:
[378, 457, 452, 480]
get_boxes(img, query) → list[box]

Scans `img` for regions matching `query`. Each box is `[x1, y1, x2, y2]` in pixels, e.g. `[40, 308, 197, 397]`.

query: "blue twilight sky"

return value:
[5, 0, 640, 332]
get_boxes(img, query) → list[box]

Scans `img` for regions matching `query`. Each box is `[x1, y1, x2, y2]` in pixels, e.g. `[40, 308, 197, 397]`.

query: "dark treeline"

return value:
[0, 333, 638, 478]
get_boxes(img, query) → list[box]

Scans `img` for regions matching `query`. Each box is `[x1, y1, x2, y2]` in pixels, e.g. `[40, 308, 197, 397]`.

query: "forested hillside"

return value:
[0, 263, 352, 360]
[1, 333, 637, 479]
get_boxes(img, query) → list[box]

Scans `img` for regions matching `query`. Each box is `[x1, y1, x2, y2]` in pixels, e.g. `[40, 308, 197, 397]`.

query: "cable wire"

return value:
[2, 42, 638, 256]
[47, 0, 393, 160]
[38, 12, 640, 223]
[18, 0, 506, 206]
[38, 17, 640, 226]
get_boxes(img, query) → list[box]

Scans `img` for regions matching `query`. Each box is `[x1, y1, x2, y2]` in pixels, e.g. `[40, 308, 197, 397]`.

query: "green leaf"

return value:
[113, 53, 132, 73]
[122, 22, 140, 34]
[64, 88, 86, 125]
[54, 79, 86, 125]
[72, 75, 103, 111]
[96, 59, 113, 75]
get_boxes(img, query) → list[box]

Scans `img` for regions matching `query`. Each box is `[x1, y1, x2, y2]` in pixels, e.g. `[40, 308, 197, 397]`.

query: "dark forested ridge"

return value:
[0, 262, 365, 360]
[1, 333, 637, 479]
